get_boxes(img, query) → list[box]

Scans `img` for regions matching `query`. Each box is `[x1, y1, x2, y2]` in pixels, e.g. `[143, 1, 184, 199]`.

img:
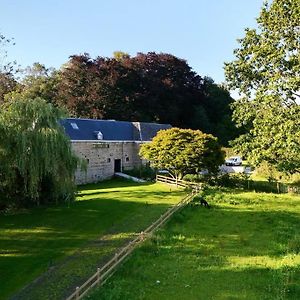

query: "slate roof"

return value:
[138, 122, 172, 141]
[60, 118, 171, 141]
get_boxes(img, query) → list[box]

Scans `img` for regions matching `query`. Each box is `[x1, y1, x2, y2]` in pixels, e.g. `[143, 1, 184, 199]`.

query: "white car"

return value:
[225, 156, 242, 166]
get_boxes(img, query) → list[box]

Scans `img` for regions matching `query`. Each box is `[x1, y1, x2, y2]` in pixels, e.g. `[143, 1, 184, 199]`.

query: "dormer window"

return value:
[70, 122, 79, 130]
[94, 131, 103, 140]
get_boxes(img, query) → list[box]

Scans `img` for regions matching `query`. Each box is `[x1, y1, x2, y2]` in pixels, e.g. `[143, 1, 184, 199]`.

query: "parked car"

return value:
[225, 156, 242, 166]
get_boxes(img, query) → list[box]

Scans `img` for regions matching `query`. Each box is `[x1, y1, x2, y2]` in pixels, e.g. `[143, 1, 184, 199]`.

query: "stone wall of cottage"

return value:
[71, 141, 143, 184]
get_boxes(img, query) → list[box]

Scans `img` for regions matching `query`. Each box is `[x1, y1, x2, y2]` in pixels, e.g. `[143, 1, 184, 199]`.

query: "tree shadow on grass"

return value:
[77, 177, 155, 192]
[1, 186, 181, 300]
[77, 188, 181, 199]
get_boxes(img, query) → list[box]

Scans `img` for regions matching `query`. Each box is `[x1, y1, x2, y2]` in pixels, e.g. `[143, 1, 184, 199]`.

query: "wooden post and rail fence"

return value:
[66, 175, 201, 300]
[156, 174, 202, 191]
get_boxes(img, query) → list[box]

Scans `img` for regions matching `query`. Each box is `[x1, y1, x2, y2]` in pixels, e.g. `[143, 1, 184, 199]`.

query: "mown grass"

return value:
[0, 178, 185, 300]
[86, 188, 300, 300]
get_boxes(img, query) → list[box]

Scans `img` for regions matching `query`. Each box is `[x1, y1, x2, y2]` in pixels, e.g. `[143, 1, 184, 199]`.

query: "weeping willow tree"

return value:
[0, 97, 80, 207]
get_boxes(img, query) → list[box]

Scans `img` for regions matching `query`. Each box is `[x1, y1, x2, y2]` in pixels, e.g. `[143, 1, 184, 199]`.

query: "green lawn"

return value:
[87, 188, 300, 300]
[0, 178, 185, 300]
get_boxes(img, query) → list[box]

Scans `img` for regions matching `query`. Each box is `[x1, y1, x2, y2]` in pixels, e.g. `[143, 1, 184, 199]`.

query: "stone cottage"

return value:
[60, 118, 171, 184]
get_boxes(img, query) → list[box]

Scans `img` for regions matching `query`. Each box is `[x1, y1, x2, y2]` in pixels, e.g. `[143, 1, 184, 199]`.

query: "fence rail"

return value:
[66, 179, 200, 300]
[156, 174, 202, 191]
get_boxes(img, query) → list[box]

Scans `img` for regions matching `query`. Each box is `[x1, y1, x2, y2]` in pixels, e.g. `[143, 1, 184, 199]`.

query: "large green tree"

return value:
[140, 128, 224, 179]
[17, 62, 59, 103]
[199, 77, 241, 145]
[0, 97, 79, 208]
[225, 0, 300, 172]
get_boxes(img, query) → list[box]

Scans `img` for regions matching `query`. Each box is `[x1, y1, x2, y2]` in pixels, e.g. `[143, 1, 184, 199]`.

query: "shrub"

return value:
[183, 174, 203, 182]
[124, 165, 156, 181]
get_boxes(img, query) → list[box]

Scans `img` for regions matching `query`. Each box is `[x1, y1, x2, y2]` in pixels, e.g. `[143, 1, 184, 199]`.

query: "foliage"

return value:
[0, 178, 185, 300]
[253, 162, 300, 188]
[222, 147, 239, 159]
[140, 128, 224, 179]
[200, 77, 242, 145]
[55, 52, 238, 145]
[183, 169, 300, 193]
[0, 33, 18, 103]
[123, 165, 156, 181]
[13, 62, 60, 104]
[0, 97, 79, 207]
[225, 0, 300, 172]
[1, 51, 238, 145]
[0, 72, 17, 103]
[113, 51, 130, 61]
[0, 33, 16, 75]
[182, 173, 204, 182]
[213, 173, 300, 194]
[254, 161, 288, 182]
[88, 188, 300, 300]
[290, 173, 300, 186]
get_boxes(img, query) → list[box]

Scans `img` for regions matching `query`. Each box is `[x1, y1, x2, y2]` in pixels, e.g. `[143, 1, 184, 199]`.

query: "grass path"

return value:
[0, 178, 185, 300]
[87, 188, 300, 300]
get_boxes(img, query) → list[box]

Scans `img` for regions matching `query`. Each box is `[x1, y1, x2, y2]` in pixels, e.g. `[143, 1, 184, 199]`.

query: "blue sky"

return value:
[1, 0, 264, 84]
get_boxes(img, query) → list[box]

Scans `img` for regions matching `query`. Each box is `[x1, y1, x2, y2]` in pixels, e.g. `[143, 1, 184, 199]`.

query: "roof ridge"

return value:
[65, 118, 133, 124]
[64, 118, 171, 126]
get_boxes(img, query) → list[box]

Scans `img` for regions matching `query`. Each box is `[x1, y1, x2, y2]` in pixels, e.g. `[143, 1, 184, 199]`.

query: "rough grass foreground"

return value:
[0, 178, 185, 300]
[87, 188, 300, 300]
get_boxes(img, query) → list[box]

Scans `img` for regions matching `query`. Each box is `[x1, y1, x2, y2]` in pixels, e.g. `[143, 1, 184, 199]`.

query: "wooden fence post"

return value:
[65, 181, 199, 300]
[75, 286, 80, 300]
[97, 267, 100, 284]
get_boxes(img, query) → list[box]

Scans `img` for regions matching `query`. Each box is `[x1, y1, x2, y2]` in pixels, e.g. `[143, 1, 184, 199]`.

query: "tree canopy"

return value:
[54, 52, 238, 145]
[140, 128, 224, 179]
[0, 33, 18, 103]
[16, 62, 59, 103]
[1, 46, 239, 146]
[225, 0, 300, 172]
[0, 96, 80, 208]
